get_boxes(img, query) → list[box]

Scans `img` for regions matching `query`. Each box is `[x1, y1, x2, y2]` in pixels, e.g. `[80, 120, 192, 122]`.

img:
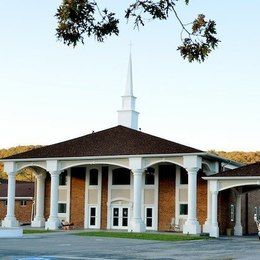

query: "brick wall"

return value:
[247, 190, 260, 234]
[101, 166, 108, 229]
[0, 200, 33, 224]
[218, 189, 236, 235]
[158, 165, 175, 231]
[70, 167, 86, 228]
[197, 173, 207, 226]
[44, 174, 50, 219]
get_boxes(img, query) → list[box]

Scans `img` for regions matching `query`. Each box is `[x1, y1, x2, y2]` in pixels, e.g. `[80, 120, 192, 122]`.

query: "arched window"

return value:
[112, 168, 131, 185]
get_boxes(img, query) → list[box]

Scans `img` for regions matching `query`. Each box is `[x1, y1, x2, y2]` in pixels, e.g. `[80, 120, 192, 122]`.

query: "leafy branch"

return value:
[56, 0, 220, 63]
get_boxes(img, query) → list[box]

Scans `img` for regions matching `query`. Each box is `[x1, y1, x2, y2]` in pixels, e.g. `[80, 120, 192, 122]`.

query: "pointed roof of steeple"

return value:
[124, 53, 133, 96]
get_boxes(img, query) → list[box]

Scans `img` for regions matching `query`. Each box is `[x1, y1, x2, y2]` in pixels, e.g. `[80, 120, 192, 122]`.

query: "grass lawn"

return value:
[23, 229, 55, 234]
[74, 231, 207, 242]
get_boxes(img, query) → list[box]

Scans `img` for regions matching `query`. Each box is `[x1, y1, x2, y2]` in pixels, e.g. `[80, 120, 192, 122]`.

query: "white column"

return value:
[234, 194, 243, 236]
[2, 171, 19, 227]
[31, 173, 46, 227]
[210, 190, 219, 237]
[129, 169, 146, 232]
[183, 167, 201, 234]
[45, 171, 61, 230]
[203, 181, 212, 233]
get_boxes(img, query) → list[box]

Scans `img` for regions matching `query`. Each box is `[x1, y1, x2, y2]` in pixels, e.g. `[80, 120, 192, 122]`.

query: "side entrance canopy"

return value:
[203, 162, 260, 237]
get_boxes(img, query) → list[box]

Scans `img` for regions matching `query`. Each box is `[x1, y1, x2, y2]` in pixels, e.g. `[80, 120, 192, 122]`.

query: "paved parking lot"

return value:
[0, 232, 260, 260]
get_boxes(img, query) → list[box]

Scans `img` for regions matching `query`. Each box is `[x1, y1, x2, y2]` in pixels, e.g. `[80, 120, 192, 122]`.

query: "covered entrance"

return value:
[203, 162, 260, 237]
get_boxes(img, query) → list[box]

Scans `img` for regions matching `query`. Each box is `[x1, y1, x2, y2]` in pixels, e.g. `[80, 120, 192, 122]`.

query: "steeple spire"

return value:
[117, 51, 139, 130]
[125, 52, 133, 96]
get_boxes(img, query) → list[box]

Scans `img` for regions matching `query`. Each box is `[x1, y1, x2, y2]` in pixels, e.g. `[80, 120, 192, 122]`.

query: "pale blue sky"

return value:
[0, 1, 259, 151]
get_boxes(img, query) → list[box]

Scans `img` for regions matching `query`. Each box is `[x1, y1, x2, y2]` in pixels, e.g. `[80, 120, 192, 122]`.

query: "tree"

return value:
[56, 0, 220, 63]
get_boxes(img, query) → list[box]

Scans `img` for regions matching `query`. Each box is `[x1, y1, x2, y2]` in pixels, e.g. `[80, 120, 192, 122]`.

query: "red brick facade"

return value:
[70, 167, 86, 227]
[0, 200, 33, 224]
[158, 165, 175, 231]
[101, 167, 108, 229]
[41, 166, 260, 234]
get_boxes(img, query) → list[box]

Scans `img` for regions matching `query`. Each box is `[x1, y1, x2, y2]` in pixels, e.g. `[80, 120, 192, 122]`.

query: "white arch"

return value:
[144, 159, 184, 170]
[110, 198, 132, 204]
[16, 164, 47, 173]
[60, 161, 131, 171]
[219, 182, 260, 192]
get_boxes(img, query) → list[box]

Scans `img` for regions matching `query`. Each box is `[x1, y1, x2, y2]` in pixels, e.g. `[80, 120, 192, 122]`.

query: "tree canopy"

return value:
[55, 0, 220, 63]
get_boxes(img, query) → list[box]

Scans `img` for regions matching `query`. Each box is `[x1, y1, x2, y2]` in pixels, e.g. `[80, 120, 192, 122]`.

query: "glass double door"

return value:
[112, 206, 129, 229]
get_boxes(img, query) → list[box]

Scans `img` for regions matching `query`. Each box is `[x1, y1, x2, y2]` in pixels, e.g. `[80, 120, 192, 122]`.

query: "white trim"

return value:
[0, 197, 33, 200]
[66, 169, 71, 222]
[142, 165, 158, 231]
[144, 206, 155, 230]
[203, 176, 260, 180]
[85, 166, 101, 229]
[88, 205, 99, 229]
[1, 152, 206, 163]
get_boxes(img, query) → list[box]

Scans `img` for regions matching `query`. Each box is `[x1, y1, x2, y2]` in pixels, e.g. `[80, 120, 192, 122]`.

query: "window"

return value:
[20, 200, 27, 206]
[89, 169, 98, 185]
[180, 204, 188, 215]
[59, 171, 67, 186]
[146, 208, 153, 227]
[58, 203, 67, 213]
[180, 168, 188, 184]
[90, 207, 96, 226]
[112, 168, 131, 185]
[145, 167, 155, 185]
[3, 200, 7, 206]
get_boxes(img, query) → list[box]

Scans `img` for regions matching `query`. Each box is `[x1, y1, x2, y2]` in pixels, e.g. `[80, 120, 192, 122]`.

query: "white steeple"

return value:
[118, 52, 139, 130]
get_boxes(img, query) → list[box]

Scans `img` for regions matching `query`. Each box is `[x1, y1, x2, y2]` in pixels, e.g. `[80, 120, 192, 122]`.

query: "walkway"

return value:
[0, 232, 259, 259]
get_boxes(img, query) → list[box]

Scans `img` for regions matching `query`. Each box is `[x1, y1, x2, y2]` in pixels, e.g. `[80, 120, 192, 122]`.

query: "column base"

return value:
[209, 224, 219, 238]
[203, 220, 212, 233]
[128, 218, 146, 232]
[45, 217, 60, 230]
[234, 225, 243, 236]
[31, 217, 46, 228]
[1, 217, 19, 228]
[183, 220, 201, 235]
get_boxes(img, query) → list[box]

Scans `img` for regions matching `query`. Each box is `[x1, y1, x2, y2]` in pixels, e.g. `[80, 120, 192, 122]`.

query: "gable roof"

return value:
[212, 162, 260, 177]
[3, 125, 203, 160]
[0, 179, 34, 198]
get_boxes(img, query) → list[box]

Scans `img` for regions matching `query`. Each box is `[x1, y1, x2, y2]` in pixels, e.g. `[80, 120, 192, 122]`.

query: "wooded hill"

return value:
[0, 146, 259, 181]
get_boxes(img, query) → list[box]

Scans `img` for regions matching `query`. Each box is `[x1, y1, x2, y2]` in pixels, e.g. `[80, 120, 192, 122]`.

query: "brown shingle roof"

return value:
[0, 180, 34, 198]
[3, 125, 203, 160]
[213, 162, 260, 177]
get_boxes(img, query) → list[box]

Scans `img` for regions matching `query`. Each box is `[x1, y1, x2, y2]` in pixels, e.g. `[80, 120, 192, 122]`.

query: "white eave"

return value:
[0, 152, 207, 163]
[203, 176, 260, 180]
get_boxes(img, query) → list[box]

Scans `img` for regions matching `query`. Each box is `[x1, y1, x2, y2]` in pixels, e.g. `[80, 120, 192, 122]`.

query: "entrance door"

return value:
[112, 206, 129, 229]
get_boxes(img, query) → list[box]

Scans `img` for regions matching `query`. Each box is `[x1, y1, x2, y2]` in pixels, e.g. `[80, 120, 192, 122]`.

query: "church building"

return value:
[1, 55, 260, 237]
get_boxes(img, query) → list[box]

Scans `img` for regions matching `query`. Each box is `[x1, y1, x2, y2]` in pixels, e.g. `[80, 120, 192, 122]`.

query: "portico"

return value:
[203, 162, 260, 237]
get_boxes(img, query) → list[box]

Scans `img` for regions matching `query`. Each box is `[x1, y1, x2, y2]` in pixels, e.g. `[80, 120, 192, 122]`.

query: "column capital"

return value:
[6, 171, 18, 177]
[185, 167, 199, 174]
[36, 172, 47, 180]
[131, 169, 143, 175]
[49, 170, 61, 177]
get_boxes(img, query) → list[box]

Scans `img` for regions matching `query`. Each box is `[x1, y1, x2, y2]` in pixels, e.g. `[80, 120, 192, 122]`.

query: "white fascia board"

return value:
[0, 152, 207, 163]
[202, 153, 243, 167]
[203, 176, 260, 180]
[0, 197, 34, 200]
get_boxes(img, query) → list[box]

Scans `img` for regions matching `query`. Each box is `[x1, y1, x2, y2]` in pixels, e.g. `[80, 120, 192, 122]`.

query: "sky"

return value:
[0, 1, 259, 152]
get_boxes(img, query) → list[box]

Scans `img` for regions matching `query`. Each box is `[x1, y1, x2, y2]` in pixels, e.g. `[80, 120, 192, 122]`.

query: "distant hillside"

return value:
[209, 150, 260, 164]
[0, 145, 41, 181]
[0, 145, 259, 181]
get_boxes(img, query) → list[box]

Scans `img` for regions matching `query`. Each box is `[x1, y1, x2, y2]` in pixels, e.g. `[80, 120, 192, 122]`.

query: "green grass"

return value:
[74, 231, 207, 242]
[23, 229, 55, 234]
